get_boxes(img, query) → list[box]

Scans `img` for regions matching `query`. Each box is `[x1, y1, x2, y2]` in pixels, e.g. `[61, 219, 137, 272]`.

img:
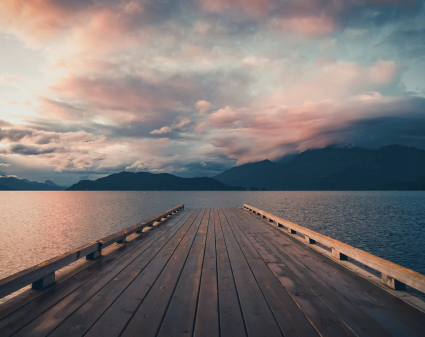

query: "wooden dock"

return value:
[1, 206, 425, 336]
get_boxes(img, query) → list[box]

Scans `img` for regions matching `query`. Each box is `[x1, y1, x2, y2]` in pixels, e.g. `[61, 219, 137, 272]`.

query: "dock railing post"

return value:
[0, 204, 184, 299]
[32, 272, 55, 289]
[87, 242, 102, 260]
[381, 274, 406, 290]
[117, 237, 127, 243]
[305, 235, 316, 244]
[243, 203, 425, 294]
[332, 248, 348, 260]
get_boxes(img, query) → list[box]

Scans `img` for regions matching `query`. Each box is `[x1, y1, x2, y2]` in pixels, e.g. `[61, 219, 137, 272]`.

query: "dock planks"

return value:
[1, 208, 425, 337]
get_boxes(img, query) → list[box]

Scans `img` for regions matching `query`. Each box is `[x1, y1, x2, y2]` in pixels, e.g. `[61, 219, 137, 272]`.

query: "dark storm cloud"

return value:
[0, 128, 33, 141]
[1, 0, 424, 183]
[310, 96, 425, 151]
[344, 114, 425, 150]
[6, 144, 58, 155]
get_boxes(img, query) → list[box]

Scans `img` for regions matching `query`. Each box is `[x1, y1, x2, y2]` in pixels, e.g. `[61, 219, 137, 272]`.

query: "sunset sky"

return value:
[0, 0, 424, 185]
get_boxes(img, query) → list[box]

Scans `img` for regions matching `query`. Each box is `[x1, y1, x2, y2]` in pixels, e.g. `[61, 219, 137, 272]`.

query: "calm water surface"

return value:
[0, 191, 424, 280]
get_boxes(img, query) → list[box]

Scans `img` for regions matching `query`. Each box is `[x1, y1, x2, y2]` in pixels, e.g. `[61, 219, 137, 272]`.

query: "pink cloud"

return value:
[369, 61, 403, 84]
[276, 14, 336, 37]
[203, 93, 418, 165]
[70, 4, 148, 54]
[151, 126, 172, 134]
[264, 60, 403, 106]
[195, 100, 211, 115]
[198, 0, 273, 18]
[172, 118, 191, 130]
[0, 0, 148, 54]
[208, 106, 248, 128]
[0, 0, 92, 42]
[46, 75, 185, 122]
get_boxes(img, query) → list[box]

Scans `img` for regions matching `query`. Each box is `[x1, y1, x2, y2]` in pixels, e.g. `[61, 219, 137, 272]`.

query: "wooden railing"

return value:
[0, 204, 184, 299]
[244, 204, 425, 293]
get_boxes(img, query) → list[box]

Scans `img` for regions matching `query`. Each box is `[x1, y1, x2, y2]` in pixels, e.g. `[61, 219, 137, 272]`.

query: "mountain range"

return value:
[214, 145, 425, 190]
[2, 145, 425, 191]
[66, 172, 244, 191]
[0, 177, 65, 191]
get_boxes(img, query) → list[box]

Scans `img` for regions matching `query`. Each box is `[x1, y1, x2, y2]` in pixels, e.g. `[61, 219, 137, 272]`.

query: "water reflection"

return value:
[0, 191, 424, 279]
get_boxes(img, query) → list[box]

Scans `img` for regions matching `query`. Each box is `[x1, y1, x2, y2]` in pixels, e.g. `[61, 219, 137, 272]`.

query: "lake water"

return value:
[0, 191, 424, 281]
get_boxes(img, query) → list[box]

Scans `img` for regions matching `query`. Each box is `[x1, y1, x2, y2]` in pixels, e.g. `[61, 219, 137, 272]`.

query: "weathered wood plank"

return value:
[47, 209, 196, 337]
[240, 209, 425, 336]
[235, 209, 391, 337]
[194, 209, 219, 337]
[217, 209, 282, 337]
[214, 209, 246, 337]
[119, 209, 206, 337]
[156, 209, 210, 337]
[0, 210, 191, 337]
[0, 241, 99, 298]
[3, 207, 425, 337]
[83, 209, 203, 337]
[0, 205, 184, 300]
[98, 204, 184, 248]
[223, 208, 319, 337]
[244, 204, 425, 293]
[234, 210, 356, 337]
[11, 209, 194, 337]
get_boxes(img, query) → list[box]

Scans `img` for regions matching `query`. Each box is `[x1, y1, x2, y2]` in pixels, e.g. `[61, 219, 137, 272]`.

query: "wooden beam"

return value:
[0, 204, 184, 299]
[244, 203, 425, 293]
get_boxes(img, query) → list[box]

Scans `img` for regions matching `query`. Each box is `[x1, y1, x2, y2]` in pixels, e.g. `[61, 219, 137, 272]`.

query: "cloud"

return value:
[150, 126, 172, 134]
[0, 0, 424, 184]
[0, 128, 33, 141]
[5, 144, 57, 155]
[0, 0, 94, 43]
[265, 60, 404, 106]
[203, 95, 425, 164]
[195, 100, 211, 115]
[197, 0, 273, 18]
[172, 118, 191, 130]
[369, 60, 403, 84]
[276, 14, 336, 37]
[0, 120, 12, 127]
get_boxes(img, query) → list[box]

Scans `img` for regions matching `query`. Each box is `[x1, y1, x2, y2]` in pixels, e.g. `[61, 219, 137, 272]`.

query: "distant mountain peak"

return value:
[45, 180, 60, 187]
[0, 176, 65, 191]
[214, 144, 425, 190]
[67, 171, 245, 191]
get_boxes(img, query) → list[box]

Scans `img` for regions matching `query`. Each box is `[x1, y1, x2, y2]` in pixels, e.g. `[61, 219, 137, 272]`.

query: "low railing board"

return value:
[0, 204, 184, 299]
[243, 204, 425, 293]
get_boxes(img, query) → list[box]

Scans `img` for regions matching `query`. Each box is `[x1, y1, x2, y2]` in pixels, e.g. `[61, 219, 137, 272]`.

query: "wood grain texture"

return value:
[1, 207, 425, 337]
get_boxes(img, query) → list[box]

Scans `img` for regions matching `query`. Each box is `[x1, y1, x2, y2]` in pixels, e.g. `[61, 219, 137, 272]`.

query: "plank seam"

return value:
[16, 209, 194, 337]
[222, 209, 287, 337]
[0, 210, 191, 336]
[191, 209, 211, 337]
[239, 209, 411, 336]
[236, 209, 359, 336]
[154, 209, 207, 337]
[216, 209, 248, 337]
[90, 208, 201, 337]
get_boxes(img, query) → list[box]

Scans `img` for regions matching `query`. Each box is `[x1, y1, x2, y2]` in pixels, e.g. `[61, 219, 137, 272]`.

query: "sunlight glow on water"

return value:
[0, 191, 424, 280]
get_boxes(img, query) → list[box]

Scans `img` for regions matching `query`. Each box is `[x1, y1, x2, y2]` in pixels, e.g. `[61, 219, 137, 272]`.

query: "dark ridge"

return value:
[214, 145, 425, 190]
[0, 177, 65, 191]
[67, 171, 245, 191]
